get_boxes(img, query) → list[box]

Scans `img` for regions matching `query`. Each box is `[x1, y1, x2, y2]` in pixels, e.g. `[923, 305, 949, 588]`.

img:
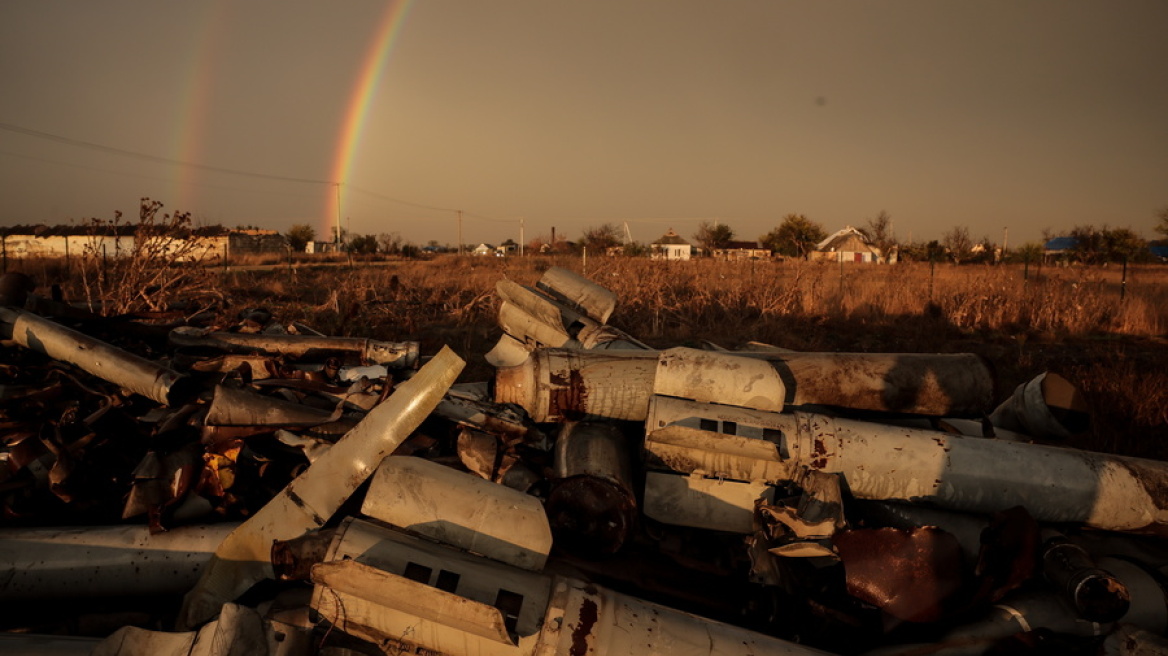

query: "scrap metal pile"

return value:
[1, 268, 1167, 656]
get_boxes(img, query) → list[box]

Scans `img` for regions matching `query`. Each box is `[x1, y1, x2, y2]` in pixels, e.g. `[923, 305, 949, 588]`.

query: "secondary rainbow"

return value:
[325, 0, 414, 239]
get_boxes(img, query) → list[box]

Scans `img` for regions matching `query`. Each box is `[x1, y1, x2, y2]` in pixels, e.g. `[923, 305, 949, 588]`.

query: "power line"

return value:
[0, 121, 333, 186]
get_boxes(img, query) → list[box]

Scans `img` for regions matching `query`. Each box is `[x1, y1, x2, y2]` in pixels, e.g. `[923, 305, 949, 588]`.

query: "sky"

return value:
[1, 0, 1166, 248]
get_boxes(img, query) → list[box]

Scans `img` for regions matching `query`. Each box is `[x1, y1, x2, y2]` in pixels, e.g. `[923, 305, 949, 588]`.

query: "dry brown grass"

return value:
[20, 254, 1168, 459]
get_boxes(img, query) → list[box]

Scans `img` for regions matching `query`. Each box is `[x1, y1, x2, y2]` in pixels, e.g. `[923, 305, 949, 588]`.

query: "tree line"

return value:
[283, 206, 1168, 264]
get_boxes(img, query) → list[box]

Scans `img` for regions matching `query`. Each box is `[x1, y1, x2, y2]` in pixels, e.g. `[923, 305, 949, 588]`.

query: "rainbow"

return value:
[326, 0, 414, 240]
[171, 1, 229, 212]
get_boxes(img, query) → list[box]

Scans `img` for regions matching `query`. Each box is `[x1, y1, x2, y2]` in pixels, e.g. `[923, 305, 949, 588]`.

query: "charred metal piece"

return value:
[547, 421, 637, 556]
[1042, 532, 1131, 623]
[835, 526, 966, 624]
[169, 326, 420, 368]
[178, 346, 464, 629]
[0, 306, 191, 406]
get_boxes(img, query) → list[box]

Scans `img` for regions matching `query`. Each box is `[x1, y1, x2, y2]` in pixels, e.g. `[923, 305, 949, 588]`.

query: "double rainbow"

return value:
[326, 0, 415, 238]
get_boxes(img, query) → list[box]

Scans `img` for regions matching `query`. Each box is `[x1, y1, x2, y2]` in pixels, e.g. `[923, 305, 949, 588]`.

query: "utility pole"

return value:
[334, 183, 342, 246]
[457, 210, 463, 255]
[1003, 227, 1009, 255]
[520, 218, 525, 257]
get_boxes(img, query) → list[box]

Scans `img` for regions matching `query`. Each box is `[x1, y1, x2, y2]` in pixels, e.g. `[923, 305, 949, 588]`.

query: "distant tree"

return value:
[863, 210, 897, 260]
[693, 221, 735, 254]
[1011, 242, 1045, 264]
[1156, 207, 1168, 239]
[622, 241, 650, 257]
[347, 234, 379, 255]
[378, 232, 404, 255]
[285, 224, 315, 253]
[760, 214, 826, 258]
[1097, 226, 1144, 261]
[581, 223, 623, 252]
[942, 226, 973, 263]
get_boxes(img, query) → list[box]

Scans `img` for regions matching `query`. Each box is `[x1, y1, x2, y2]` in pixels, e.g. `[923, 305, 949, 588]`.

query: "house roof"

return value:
[653, 228, 690, 246]
[816, 226, 875, 252]
[721, 240, 763, 250]
[1044, 236, 1077, 251]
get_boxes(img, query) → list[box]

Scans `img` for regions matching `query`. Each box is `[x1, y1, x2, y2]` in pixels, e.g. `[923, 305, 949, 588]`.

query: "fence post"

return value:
[929, 257, 936, 302]
[1121, 256, 1128, 301]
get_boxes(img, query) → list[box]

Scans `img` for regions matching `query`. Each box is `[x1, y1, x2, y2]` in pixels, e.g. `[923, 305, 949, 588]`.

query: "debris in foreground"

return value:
[1, 268, 1166, 656]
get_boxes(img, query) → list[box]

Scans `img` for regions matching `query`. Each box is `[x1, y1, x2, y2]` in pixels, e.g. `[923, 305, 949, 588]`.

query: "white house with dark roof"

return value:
[811, 226, 887, 263]
[651, 229, 692, 260]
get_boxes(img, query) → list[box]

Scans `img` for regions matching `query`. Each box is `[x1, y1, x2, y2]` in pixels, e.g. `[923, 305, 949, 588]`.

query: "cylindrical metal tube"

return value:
[495, 349, 657, 422]
[205, 384, 339, 426]
[547, 421, 637, 556]
[0, 523, 238, 601]
[535, 266, 617, 323]
[1042, 533, 1130, 623]
[495, 348, 994, 423]
[169, 327, 419, 368]
[0, 306, 190, 405]
[795, 412, 1168, 533]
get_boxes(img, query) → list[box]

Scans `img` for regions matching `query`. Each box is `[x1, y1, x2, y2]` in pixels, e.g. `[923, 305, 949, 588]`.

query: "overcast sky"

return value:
[2, 0, 1165, 247]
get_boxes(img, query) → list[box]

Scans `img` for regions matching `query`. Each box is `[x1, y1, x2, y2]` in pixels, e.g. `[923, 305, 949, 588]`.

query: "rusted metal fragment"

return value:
[497, 299, 573, 349]
[273, 429, 332, 464]
[92, 603, 267, 656]
[0, 523, 237, 601]
[547, 421, 637, 555]
[0, 306, 191, 406]
[1043, 532, 1130, 623]
[178, 346, 463, 629]
[497, 348, 994, 424]
[436, 390, 540, 444]
[643, 470, 775, 534]
[834, 526, 966, 623]
[1102, 624, 1168, 656]
[760, 470, 847, 551]
[169, 326, 420, 368]
[1096, 557, 1168, 634]
[270, 528, 337, 581]
[495, 349, 657, 422]
[990, 372, 1090, 440]
[457, 427, 498, 479]
[361, 455, 553, 571]
[868, 591, 1106, 655]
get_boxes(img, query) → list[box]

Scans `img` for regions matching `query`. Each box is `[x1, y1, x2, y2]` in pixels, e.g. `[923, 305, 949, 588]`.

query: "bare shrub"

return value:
[77, 198, 217, 315]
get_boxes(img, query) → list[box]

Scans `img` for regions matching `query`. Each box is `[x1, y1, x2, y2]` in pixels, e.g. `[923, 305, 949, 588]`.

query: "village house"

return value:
[651, 229, 692, 261]
[712, 240, 771, 261]
[811, 226, 886, 263]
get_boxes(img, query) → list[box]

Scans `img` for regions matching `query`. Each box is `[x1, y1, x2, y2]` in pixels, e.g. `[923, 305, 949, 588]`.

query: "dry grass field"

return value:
[13, 253, 1168, 460]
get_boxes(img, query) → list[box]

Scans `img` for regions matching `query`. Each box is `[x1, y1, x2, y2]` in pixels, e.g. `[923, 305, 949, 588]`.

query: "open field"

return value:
[11, 254, 1168, 460]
